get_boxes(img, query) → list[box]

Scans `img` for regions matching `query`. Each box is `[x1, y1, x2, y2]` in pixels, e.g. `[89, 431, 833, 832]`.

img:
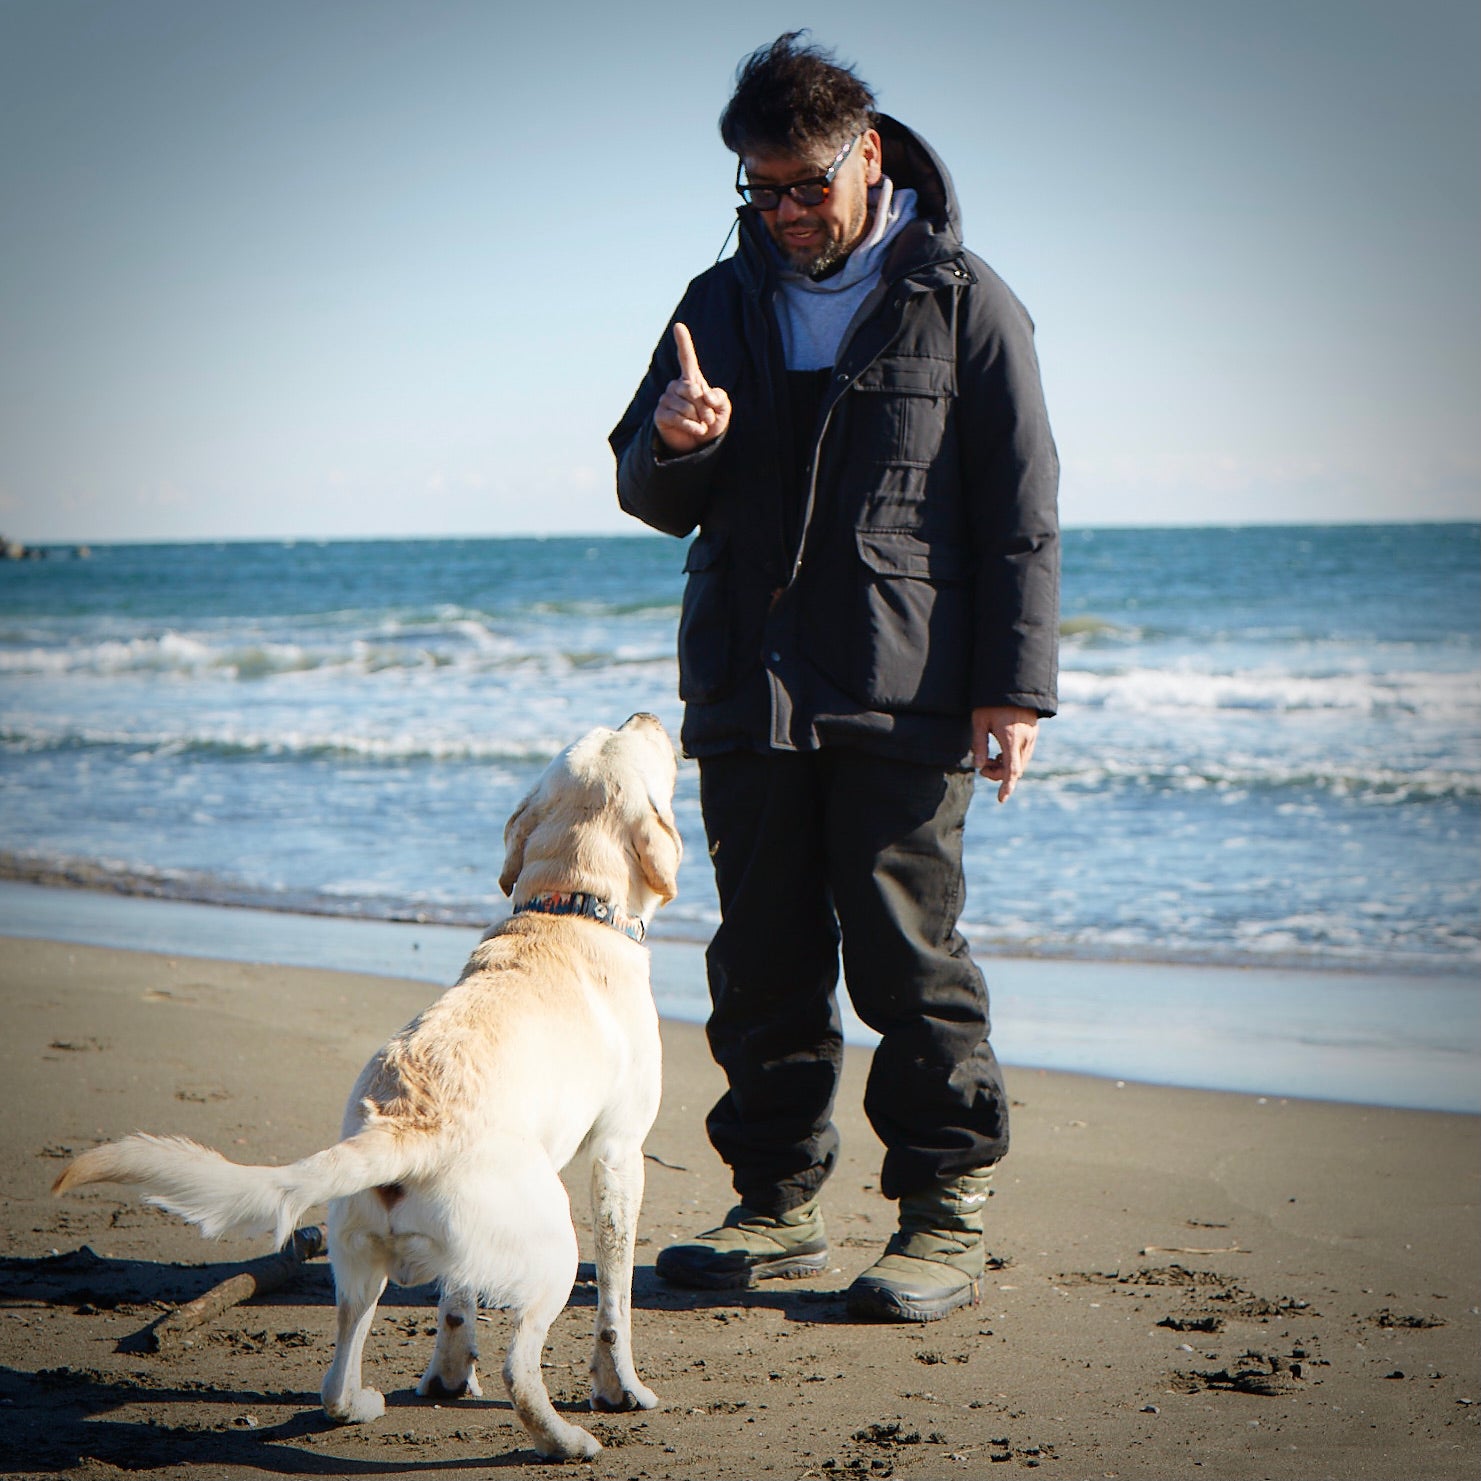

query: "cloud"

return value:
[134, 482, 189, 510]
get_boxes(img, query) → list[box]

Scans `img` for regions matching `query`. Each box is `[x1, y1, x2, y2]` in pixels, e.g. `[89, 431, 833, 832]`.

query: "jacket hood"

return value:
[875, 113, 959, 243]
[733, 113, 963, 288]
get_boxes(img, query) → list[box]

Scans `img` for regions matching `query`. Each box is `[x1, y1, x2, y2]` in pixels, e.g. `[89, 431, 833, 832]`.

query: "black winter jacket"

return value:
[610, 116, 1059, 765]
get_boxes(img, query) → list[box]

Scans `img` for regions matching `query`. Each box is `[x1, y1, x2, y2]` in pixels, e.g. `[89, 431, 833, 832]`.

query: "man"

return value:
[610, 33, 1058, 1323]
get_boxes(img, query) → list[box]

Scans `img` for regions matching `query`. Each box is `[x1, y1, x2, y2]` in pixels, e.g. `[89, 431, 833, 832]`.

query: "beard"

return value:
[797, 234, 852, 280]
[771, 194, 871, 280]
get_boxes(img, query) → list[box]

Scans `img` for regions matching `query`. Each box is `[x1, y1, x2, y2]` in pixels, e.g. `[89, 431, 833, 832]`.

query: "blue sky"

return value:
[1, 0, 1477, 542]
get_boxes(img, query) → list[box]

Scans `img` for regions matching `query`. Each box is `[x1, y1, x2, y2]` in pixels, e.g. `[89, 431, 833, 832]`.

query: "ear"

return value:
[631, 800, 682, 904]
[499, 790, 538, 897]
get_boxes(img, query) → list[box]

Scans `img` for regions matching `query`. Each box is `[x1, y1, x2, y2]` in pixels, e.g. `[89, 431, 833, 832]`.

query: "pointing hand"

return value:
[655, 323, 732, 454]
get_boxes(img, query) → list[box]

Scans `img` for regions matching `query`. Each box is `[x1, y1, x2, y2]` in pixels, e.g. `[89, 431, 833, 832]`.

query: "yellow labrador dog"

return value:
[54, 713, 680, 1461]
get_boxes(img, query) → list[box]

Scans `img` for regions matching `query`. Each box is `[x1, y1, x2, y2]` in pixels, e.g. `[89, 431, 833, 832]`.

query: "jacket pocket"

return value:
[677, 531, 734, 703]
[807, 530, 973, 715]
[849, 353, 957, 468]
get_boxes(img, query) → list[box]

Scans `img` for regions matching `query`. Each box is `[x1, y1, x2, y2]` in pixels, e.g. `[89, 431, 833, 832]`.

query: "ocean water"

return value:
[1, 525, 1478, 977]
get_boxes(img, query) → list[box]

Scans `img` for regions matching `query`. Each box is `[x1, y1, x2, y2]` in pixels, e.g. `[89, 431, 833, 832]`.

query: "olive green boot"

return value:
[655, 1197, 828, 1289]
[845, 1169, 992, 1322]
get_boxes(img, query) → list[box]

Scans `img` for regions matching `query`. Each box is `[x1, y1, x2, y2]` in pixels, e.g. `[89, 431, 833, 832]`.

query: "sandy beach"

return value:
[2, 933, 1477, 1480]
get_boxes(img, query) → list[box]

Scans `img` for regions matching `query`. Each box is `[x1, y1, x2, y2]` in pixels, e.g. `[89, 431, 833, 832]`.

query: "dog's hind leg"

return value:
[417, 1285, 483, 1400]
[320, 1222, 390, 1424]
[321, 1268, 388, 1423]
[588, 1142, 657, 1413]
[456, 1162, 599, 1460]
[502, 1244, 600, 1461]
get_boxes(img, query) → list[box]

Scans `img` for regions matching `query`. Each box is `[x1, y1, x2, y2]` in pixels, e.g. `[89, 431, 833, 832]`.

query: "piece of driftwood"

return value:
[1140, 1242, 1246, 1256]
[148, 1225, 326, 1351]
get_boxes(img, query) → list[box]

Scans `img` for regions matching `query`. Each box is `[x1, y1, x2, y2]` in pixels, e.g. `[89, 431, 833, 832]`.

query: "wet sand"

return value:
[2, 935, 1477, 1479]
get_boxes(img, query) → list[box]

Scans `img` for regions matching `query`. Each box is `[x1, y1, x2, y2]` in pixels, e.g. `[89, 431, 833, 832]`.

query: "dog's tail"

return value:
[52, 1125, 434, 1249]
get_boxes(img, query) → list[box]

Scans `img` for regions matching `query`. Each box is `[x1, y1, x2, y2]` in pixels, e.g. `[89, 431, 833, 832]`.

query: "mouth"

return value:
[778, 223, 824, 252]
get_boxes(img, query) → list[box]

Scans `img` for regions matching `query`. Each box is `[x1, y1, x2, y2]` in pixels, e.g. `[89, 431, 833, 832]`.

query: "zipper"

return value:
[750, 285, 798, 580]
[785, 281, 919, 587]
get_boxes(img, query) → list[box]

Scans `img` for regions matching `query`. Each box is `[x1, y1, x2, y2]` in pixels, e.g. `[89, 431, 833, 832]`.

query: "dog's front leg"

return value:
[417, 1285, 483, 1400]
[588, 1143, 657, 1412]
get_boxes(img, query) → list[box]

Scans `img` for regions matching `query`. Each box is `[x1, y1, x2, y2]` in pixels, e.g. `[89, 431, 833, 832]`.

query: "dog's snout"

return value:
[622, 712, 663, 731]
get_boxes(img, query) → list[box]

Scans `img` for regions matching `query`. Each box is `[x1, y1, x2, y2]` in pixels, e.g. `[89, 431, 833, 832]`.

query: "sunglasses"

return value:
[735, 133, 861, 211]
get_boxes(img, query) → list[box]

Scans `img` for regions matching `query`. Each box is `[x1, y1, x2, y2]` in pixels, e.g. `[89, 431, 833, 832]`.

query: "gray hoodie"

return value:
[773, 178, 919, 371]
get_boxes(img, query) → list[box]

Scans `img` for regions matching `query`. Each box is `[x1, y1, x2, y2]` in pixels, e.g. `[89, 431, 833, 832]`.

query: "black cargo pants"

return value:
[698, 747, 1009, 1215]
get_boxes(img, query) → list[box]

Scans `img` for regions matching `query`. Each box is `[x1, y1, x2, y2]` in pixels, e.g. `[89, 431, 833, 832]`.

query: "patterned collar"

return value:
[512, 890, 647, 943]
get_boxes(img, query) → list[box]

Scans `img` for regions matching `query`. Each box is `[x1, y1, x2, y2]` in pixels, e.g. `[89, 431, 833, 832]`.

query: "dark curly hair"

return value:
[718, 31, 876, 159]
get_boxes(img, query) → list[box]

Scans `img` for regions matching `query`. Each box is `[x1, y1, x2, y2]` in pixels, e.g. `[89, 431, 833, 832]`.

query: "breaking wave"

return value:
[1058, 665, 1477, 715]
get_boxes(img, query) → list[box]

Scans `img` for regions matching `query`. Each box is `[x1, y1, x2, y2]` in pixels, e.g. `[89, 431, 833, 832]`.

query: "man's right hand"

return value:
[654, 322, 732, 455]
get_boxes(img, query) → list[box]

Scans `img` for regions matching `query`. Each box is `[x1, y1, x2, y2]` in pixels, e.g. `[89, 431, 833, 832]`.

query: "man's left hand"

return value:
[972, 705, 1039, 803]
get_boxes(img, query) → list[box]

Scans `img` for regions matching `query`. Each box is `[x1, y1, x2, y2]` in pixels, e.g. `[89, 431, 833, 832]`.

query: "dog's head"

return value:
[498, 713, 682, 918]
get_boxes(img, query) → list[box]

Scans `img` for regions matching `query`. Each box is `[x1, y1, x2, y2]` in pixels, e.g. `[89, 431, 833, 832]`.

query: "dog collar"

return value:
[512, 890, 647, 943]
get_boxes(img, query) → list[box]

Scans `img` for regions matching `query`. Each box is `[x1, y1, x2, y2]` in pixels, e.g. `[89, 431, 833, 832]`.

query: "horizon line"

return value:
[6, 516, 1480, 550]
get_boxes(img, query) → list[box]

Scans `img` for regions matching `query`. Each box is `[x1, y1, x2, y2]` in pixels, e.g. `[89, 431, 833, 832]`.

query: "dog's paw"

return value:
[591, 1378, 658, 1412]
[323, 1386, 385, 1425]
[417, 1367, 483, 1401]
[533, 1421, 602, 1462]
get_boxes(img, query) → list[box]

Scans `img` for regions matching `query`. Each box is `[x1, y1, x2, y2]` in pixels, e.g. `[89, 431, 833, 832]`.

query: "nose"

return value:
[774, 193, 807, 223]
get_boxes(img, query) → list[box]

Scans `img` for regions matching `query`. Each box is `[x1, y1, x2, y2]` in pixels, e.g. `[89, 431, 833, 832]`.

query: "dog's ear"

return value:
[631, 799, 682, 904]
[499, 789, 539, 897]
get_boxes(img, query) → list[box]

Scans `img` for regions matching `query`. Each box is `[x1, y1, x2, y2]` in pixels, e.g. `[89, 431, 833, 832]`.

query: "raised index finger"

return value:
[673, 322, 706, 388]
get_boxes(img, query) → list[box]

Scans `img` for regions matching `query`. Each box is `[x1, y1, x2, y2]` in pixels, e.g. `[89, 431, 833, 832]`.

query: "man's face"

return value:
[741, 128, 882, 279]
